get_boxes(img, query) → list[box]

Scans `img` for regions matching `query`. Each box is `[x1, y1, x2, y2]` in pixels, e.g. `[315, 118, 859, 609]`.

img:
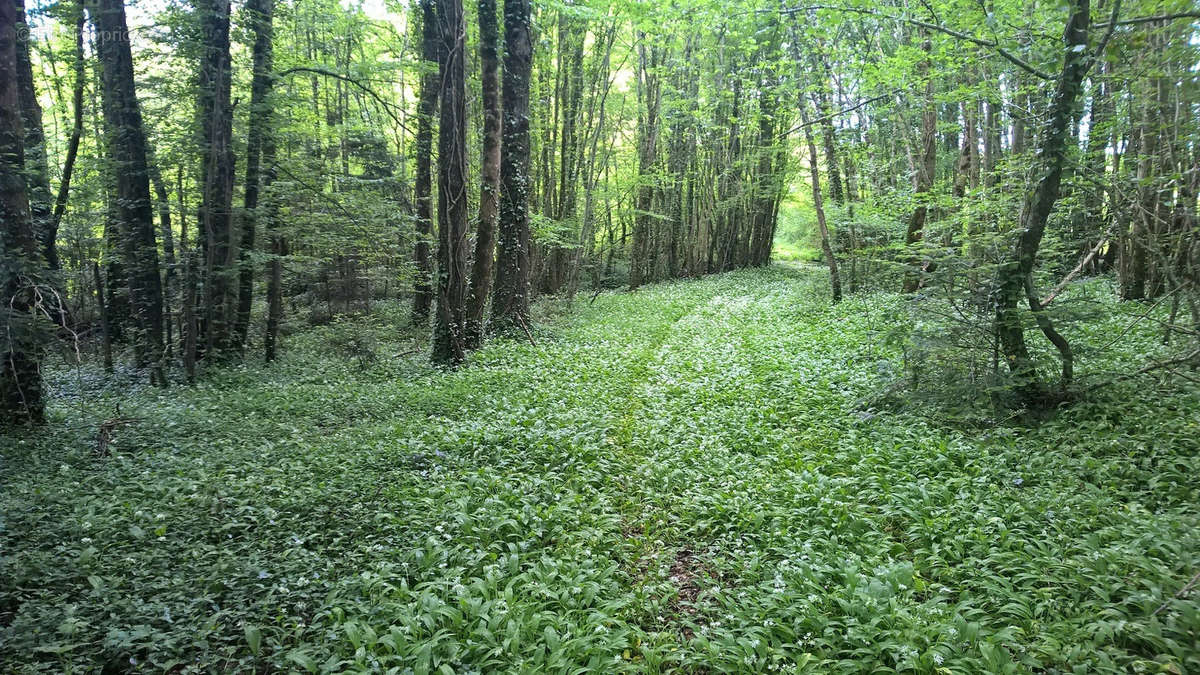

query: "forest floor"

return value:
[3, 265, 1199, 673]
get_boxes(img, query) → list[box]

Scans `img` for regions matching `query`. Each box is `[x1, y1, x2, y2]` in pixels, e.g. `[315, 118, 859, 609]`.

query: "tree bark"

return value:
[410, 0, 438, 326]
[902, 34, 937, 294]
[491, 0, 532, 333]
[195, 0, 235, 354]
[50, 8, 85, 245]
[91, 0, 166, 385]
[801, 102, 842, 304]
[0, 0, 44, 423]
[234, 0, 275, 350]
[430, 0, 468, 366]
[464, 0, 501, 350]
[13, 0, 54, 271]
[994, 0, 1089, 403]
[630, 41, 661, 290]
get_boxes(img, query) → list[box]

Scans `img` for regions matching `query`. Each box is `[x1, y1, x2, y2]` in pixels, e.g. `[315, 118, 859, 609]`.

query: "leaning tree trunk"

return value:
[994, 0, 1089, 404]
[801, 103, 842, 305]
[464, 0, 501, 350]
[491, 0, 533, 334]
[50, 6, 86, 250]
[92, 0, 166, 385]
[234, 0, 275, 350]
[410, 0, 438, 326]
[1, 0, 44, 423]
[430, 0, 468, 366]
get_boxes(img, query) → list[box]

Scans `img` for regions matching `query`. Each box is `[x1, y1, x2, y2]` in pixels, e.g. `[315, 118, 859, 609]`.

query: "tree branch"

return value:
[776, 5, 1053, 79]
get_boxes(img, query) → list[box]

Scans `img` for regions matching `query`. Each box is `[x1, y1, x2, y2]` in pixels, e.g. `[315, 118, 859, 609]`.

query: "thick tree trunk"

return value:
[410, 0, 438, 326]
[430, 0, 468, 366]
[234, 0, 275, 350]
[1, 0, 44, 423]
[491, 0, 532, 333]
[994, 0, 1088, 403]
[464, 0, 501, 350]
[92, 0, 166, 385]
[195, 0, 235, 354]
[13, 0, 54, 271]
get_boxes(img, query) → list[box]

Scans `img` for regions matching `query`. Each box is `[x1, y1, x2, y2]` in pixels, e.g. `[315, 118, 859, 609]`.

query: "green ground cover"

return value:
[3, 265, 1198, 673]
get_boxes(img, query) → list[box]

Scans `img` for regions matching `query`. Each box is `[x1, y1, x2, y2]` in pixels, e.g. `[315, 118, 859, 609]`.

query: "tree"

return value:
[234, 0, 276, 350]
[993, 0, 1090, 403]
[195, 0, 236, 354]
[1, 0, 44, 423]
[430, 0, 468, 365]
[491, 0, 532, 334]
[410, 0, 438, 326]
[464, 0, 501, 350]
[91, 0, 167, 385]
[629, 40, 661, 290]
[12, 0, 54, 271]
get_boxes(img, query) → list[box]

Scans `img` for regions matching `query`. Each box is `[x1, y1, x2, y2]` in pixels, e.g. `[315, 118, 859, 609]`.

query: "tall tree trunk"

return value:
[464, 0, 501, 350]
[0, 0, 44, 423]
[410, 0, 438, 326]
[149, 157, 174, 359]
[430, 0, 467, 366]
[195, 0, 235, 354]
[902, 34, 937, 294]
[262, 134, 282, 362]
[91, 0, 166, 385]
[994, 0, 1089, 403]
[13, 0, 54, 271]
[50, 7, 86, 248]
[234, 0, 275, 350]
[802, 103, 842, 304]
[630, 41, 661, 290]
[491, 0, 532, 333]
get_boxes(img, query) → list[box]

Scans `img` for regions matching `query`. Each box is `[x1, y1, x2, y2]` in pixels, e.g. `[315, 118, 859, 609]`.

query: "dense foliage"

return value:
[3, 266, 1198, 673]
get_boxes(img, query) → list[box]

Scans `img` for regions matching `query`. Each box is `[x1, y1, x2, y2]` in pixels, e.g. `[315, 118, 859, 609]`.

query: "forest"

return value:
[1, 0, 1199, 670]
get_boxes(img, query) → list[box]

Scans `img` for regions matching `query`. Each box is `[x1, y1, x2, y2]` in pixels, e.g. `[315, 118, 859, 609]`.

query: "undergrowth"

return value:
[2, 265, 1197, 673]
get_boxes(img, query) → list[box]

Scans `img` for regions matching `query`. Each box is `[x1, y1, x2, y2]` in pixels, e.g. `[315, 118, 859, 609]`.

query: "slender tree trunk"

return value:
[234, 0, 275, 350]
[464, 0, 501, 350]
[491, 0, 532, 333]
[1, 0, 44, 423]
[50, 7, 85, 246]
[91, 0, 166, 385]
[630, 41, 661, 290]
[902, 34, 937, 294]
[92, 261, 112, 373]
[263, 135, 283, 362]
[802, 103, 841, 304]
[994, 0, 1089, 403]
[149, 158, 174, 359]
[430, 0, 468, 366]
[410, 0, 438, 326]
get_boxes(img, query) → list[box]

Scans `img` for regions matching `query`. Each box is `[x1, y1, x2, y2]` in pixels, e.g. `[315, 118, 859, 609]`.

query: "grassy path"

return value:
[3, 266, 1199, 673]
